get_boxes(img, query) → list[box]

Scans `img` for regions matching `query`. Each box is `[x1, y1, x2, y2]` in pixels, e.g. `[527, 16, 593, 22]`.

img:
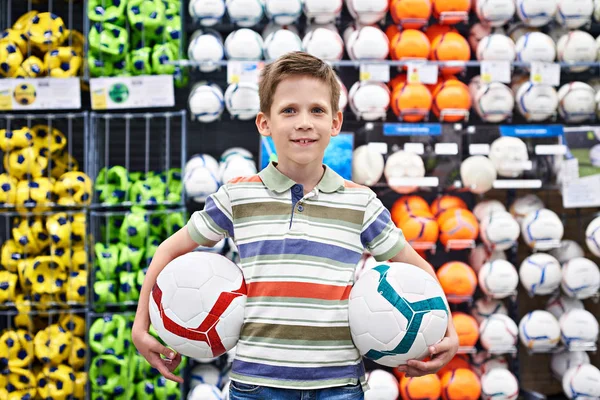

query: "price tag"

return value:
[530, 62, 561, 86]
[435, 142, 458, 155]
[368, 142, 388, 154]
[534, 144, 567, 155]
[90, 75, 174, 110]
[388, 177, 439, 187]
[480, 61, 511, 84]
[407, 63, 438, 84]
[359, 64, 390, 82]
[492, 179, 543, 189]
[404, 142, 425, 154]
[227, 61, 263, 84]
[562, 174, 600, 208]
[469, 143, 490, 155]
[0, 78, 80, 110]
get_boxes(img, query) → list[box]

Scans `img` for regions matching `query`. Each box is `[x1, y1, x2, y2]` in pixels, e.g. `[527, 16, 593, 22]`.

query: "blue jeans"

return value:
[229, 381, 365, 400]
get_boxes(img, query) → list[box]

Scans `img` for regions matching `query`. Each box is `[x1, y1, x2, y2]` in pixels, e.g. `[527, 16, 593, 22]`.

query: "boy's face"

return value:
[256, 75, 343, 169]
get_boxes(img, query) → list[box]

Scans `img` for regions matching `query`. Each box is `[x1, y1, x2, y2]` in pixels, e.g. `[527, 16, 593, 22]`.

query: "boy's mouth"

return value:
[291, 138, 317, 145]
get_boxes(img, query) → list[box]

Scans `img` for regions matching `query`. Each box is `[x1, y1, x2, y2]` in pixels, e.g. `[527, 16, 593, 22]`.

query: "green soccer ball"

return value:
[93, 280, 118, 307]
[151, 43, 177, 75]
[95, 166, 130, 204]
[127, 0, 167, 38]
[145, 237, 161, 265]
[154, 375, 181, 400]
[118, 271, 139, 302]
[119, 212, 149, 248]
[89, 354, 132, 397]
[112, 57, 130, 77]
[117, 243, 144, 272]
[94, 243, 119, 280]
[88, 0, 127, 24]
[89, 314, 129, 356]
[88, 22, 129, 58]
[128, 47, 153, 75]
[166, 211, 185, 237]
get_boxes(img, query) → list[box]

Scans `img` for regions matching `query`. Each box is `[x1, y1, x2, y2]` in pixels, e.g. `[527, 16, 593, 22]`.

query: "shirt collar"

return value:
[258, 162, 345, 194]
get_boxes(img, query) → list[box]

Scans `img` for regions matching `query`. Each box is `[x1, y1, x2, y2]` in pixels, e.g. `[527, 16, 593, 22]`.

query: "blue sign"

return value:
[499, 125, 564, 138]
[383, 123, 442, 136]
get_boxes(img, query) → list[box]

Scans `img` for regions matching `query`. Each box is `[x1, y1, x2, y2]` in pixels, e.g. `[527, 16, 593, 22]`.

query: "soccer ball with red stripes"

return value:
[150, 252, 246, 359]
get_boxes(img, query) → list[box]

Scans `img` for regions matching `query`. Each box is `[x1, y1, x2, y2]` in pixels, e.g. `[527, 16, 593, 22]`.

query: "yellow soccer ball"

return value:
[36, 364, 75, 399]
[45, 46, 82, 78]
[34, 324, 72, 365]
[55, 171, 92, 205]
[0, 329, 35, 368]
[14, 55, 45, 78]
[0, 41, 23, 77]
[0, 28, 28, 54]
[0, 127, 34, 152]
[0, 173, 18, 205]
[27, 12, 66, 52]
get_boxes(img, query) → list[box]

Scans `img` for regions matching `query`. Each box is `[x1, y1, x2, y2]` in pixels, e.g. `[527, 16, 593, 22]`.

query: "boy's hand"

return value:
[132, 329, 184, 383]
[396, 331, 459, 377]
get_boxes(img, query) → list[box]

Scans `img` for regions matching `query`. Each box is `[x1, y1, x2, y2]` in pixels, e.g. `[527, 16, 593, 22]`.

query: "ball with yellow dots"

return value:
[0, 173, 18, 205]
[14, 55, 46, 78]
[45, 47, 82, 77]
[34, 324, 72, 365]
[0, 41, 23, 77]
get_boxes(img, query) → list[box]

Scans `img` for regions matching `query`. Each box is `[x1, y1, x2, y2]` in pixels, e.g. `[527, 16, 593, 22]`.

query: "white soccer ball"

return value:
[471, 298, 508, 324]
[264, 28, 303, 60]
[474, 82, 514, 123]
[303, 0, 343, 23]
[460, 156, 497, 194]
[189, 83, 225, 123]
[557, 82, 595, 123]
[518, 310, 561, 350]
[185, 154, 221, 201]
[479, 259, 519, 298]
[480, 211, 520, 251]
[590, 144, 600, 167]
[519, 253, 562, 295]
[476, 0, 516, 26]
[472, 352, 510, 376]
[473, 200, 507, 222]
[264, 0, 302, 24]
[469, 244, 507, 273]
[346, 25, 389, 61]
[352, 145, 384, 186]
[188, 30, 224, 72]
[224, 28, 264, 60]
[337, 75, 348, 111]
[149, 253, 246, 359]
[349, 262, 449, 367]
[479, 314, 519, 351]
[481, 369, 519, 400]
[509, 194, 544, 225]
[521, 208, 564, 249]
[562, 364, 600, 399]
[546, 293, 585, 319]
[189, 0, 226, 26]
[549, 240, 586, 264]
[219, 156, 257, 183]
[188, 383, 223, 400]
[226, 0, 265, 27]
[556, 0, 594, 28]
[224, 82, 260, 120]
[221, 147, 254, 163]
[186, 153, 220, 177]
[348, 81, 390, 121]
[551, 349, 590, 380]
[515, 82, 559, 122]
[559, 309, 599, 347]
[585, 216, 600, 257]
[190, 363, 228, 389]
[365, 369, 400, 400]
[302, 25, 344, 61]
[477, 34, 516, 61]
[346, 0, 388, 25]
[261, 21, 300, 39]
[384, 151, 426, 194]
[516, 0, 558, 26]
[557, 31, 597, 72]
[489, 136, 530, 177]
[515, 32, 556, 62]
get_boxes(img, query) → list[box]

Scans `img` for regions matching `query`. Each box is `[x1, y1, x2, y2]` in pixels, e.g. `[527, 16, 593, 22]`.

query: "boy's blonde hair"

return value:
[259, 51, 340, 116]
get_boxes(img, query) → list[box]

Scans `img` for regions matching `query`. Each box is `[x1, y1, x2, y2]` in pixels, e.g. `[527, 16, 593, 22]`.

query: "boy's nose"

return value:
[295, 112, 313, 130]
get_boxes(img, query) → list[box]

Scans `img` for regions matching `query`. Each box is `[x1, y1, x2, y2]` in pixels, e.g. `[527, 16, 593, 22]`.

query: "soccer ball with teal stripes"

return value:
[149, 252, 246, 359]
[348, 262, 449, 367]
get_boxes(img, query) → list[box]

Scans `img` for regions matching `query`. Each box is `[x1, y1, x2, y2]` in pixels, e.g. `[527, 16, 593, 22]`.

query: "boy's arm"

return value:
[389, 244, 459, 377]
[131, 227, 199, 383]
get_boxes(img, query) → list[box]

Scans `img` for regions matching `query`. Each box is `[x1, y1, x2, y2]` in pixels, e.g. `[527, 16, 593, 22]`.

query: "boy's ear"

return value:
[331, 110, 343, 137]
[256, 112, 271, 137]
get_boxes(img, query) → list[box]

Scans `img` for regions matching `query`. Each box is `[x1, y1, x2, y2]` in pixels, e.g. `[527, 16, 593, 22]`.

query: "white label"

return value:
[0, 78, 80, 110]
[469, 143, 490, 155]
[359, 64, 390, 82]
[500, 160, 533, 171]
[90, 75, 174, 110]
[480, 61, 511, 84]
[493, 179, 543, 189]
[388, 176, 439, 187]
[227, 61, 263, 84]
[535, 144, 567, 155]
[562, 174, 600, 208]
[530, 62, 561, 86]
[435, 143, 459, 155]
[368, 142, 388, 154]
[404, 142, 425, 154]
[407, 63, 438, 85]
[559, 158, 579, 185]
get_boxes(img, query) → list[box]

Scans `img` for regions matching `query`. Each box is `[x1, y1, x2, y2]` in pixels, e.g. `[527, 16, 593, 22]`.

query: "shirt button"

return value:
[297, 205, 304, 212]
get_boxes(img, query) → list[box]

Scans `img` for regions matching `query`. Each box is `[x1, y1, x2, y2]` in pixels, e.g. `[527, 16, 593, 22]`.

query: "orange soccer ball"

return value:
[432, 0, 471, 24]
[400, 373, 442, 400]
[452, 311, 480, 347]
[390, 0, 432, 29]
[398, 209, 439, 244]
[425, 23, 459, 42]
[390, 29, 431, 61]
[431, 195, 467, 217]
[391, 195, 430, 225]
[441, 368, 482, 400]
[430, 32, 471, 76]
[391, 82, 433, 122]
[437, 353, 473, 378]
[388, 73, 407, 92]
[437, 208, 479, 247]
[432, 79, 472, 122]
[437, 261, 478, 302]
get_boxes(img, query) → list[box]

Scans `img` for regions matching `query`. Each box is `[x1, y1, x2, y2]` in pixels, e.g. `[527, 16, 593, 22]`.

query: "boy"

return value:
[133, 52, 458, 399]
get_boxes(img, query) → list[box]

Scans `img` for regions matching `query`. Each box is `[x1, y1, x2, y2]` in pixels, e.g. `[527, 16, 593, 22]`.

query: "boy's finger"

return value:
[153, 360, 184, 383]
[150, 341, 176, 360]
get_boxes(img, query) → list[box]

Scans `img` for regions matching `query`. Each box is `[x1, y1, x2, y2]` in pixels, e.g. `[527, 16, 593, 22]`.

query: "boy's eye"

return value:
[282, 108, 295, 114]
[312, 108, 324, 113]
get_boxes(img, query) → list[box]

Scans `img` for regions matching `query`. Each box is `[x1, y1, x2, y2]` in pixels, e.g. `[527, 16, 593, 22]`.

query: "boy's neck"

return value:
[275, 160, 325, 194]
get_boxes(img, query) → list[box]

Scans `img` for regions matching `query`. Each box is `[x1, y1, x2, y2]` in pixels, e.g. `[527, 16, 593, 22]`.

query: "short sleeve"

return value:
[186, 185, 234, 246]
[360, 194, 405, 261]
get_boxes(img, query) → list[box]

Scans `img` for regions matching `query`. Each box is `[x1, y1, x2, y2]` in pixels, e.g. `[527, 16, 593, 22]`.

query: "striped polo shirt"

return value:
[186, 162, 406, 390]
